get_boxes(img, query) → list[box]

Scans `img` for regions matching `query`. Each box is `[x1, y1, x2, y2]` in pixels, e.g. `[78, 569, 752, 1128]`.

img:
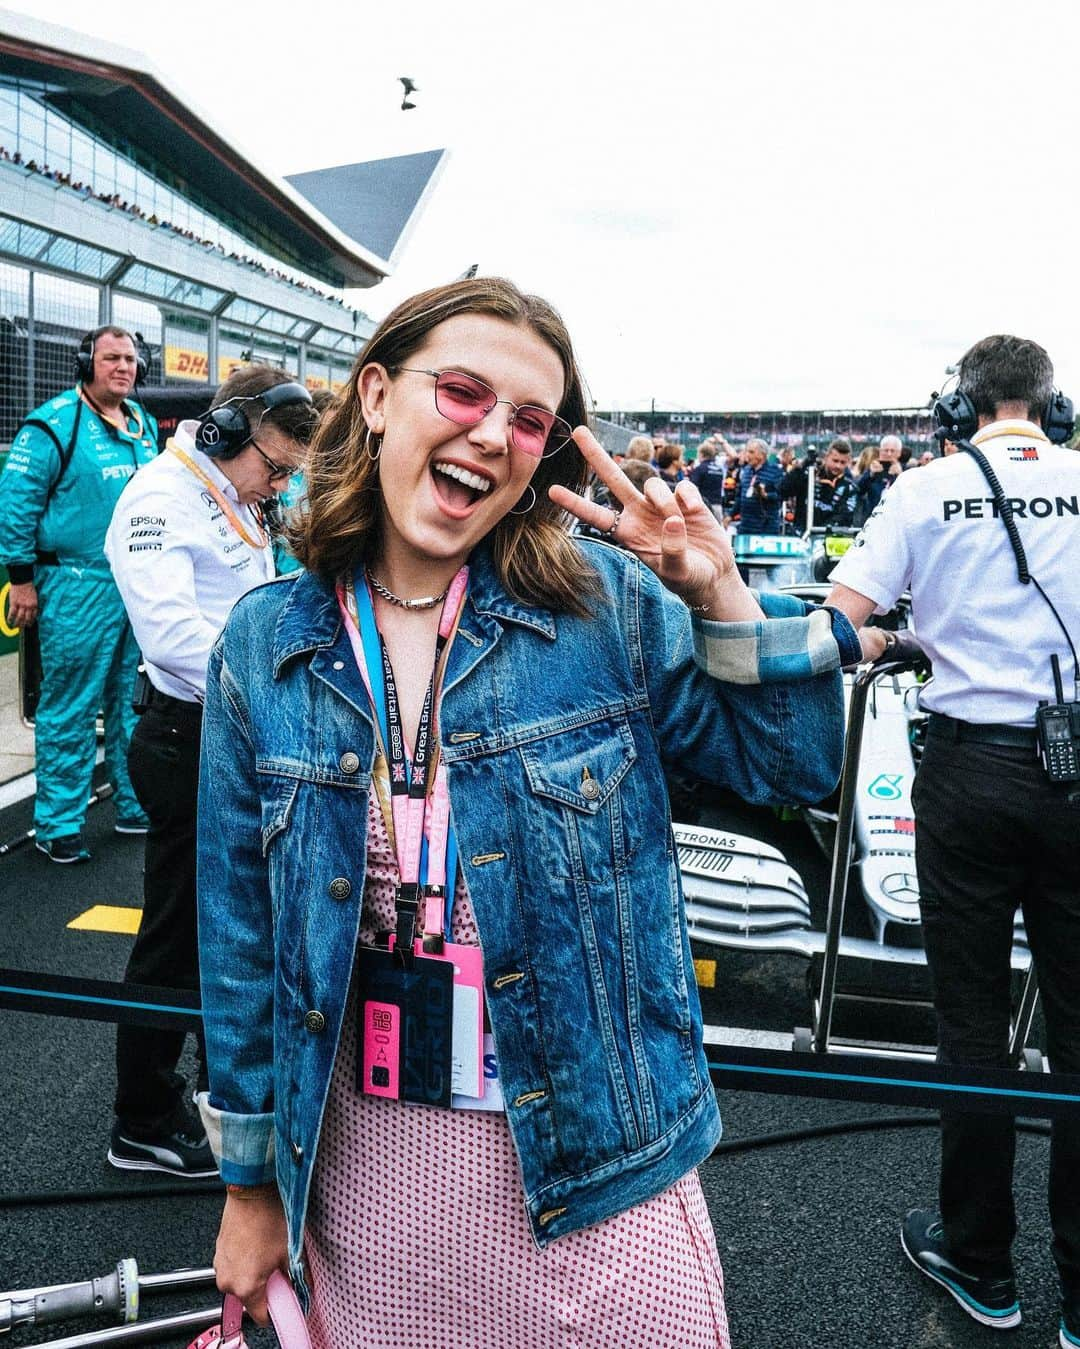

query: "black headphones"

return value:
[76, 327, 149, 385]
[933, 386, 1075, 446]
[196, 381, 313, 459]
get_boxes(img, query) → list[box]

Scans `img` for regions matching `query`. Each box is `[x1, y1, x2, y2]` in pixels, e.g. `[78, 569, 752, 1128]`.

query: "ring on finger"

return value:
[605, 507, 622, 538]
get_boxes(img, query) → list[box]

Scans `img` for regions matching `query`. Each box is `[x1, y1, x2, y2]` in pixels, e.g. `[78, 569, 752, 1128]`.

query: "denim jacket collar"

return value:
[464, 546, 557, 641]
[272, 570, 342, 678]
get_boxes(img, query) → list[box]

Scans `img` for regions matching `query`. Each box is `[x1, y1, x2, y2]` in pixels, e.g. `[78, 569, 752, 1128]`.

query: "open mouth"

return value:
[431, 461, 493, 512]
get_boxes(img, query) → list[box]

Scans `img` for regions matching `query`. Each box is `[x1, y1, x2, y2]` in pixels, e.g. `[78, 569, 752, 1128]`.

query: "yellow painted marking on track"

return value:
[67, 905, 142, 935]
[694, 958, 716, 989]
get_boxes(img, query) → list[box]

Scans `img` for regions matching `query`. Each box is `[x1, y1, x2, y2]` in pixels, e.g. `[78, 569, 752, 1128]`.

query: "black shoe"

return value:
[35, 834, 91, 864]
[901, 1208, 1020, 1330]
[114, 818, 149, 836]
[1062, 1295, 1080, 1348]
[108, 1118, 218, 1178]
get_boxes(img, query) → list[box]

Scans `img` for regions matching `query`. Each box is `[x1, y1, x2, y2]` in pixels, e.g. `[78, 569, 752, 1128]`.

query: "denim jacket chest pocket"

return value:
[517, 716, 639, 881]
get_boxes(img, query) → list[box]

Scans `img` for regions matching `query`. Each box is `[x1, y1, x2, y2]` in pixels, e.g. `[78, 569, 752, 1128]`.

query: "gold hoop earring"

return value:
[365, 430, 382, 462]
[508, 484, 537, 516]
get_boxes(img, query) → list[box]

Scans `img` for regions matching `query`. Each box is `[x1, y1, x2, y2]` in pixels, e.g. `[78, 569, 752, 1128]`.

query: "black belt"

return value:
[146, 686, 202, 719]
[927, 713, 1037, 749]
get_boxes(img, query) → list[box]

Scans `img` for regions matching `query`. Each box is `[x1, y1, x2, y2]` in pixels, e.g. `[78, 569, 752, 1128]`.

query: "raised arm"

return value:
[550, 425, 763, 622]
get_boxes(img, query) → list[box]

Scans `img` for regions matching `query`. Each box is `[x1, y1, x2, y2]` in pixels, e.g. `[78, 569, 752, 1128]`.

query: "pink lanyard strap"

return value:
[337, 568, 468, 956]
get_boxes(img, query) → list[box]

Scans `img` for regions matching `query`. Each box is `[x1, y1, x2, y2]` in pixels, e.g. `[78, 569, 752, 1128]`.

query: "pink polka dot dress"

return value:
[303, 793, 730, 1349]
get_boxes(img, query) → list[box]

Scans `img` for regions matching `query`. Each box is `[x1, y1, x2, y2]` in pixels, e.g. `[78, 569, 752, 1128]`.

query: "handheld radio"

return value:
[131, 660, 153, 716]
[1036, 655, 1080, 782]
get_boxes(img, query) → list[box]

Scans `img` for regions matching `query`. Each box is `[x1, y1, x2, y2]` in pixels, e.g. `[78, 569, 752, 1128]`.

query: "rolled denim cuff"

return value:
[196, 1091, 276, 1185]
[692, 603, 861, 685]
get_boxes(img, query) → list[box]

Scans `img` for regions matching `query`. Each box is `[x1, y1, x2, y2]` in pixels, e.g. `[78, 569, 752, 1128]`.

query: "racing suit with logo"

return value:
[0, 387, 157, 841]
[782, 462, 857, 531]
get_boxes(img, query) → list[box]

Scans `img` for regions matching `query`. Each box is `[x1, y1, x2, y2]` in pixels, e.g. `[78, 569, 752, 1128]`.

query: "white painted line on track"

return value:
[703, 1024, 793, 1050]
[0, 772, 36, 812]
[0, 747, 105, 811]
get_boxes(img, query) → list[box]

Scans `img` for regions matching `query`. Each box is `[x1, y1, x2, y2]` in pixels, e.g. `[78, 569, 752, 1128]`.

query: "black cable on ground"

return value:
[709, 1112, 1050, 1158]
[0, 1117, 1052, 1208]
[0, 1181, 222, 1208]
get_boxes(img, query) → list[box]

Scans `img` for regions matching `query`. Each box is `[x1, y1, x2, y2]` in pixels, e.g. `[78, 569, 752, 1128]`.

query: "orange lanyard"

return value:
[972, 423, 1050, 446]
[78, 388, 146, 444]
[168, 442, 267, 549]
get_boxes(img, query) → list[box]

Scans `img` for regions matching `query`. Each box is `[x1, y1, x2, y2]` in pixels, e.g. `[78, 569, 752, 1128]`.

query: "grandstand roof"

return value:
[286, 150, 449, 270]
[0, 8, 428, 288]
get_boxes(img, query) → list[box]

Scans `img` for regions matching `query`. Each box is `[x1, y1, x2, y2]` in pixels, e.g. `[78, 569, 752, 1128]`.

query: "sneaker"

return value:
[35, 834, 91, 864]
[901, 1208, 1021, 1330]
[1062, 1296, 1080, 1348]
[114, 819, 149, 835]
[108, 1118, 218, 1178]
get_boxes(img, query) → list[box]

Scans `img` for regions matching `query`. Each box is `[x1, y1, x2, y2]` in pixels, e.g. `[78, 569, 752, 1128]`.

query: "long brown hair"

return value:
[288, 277, 600, 616]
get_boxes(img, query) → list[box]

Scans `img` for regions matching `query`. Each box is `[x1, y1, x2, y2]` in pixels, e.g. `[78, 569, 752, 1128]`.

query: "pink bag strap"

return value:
[219, 1270, 311, 1349]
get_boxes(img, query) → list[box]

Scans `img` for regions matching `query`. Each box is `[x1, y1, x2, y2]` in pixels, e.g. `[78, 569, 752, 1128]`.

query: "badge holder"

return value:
[356, 939, 455, 1109]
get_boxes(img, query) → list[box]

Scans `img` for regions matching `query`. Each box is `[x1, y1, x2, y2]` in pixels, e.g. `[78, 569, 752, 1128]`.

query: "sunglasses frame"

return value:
[249, 435, 301, 483]
[393, 366, 571, 459]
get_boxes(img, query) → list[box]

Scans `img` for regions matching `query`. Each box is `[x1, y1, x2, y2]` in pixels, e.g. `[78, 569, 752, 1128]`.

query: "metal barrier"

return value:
[807, 657, 1040, 1066]
[1, 1260, 214, 1337]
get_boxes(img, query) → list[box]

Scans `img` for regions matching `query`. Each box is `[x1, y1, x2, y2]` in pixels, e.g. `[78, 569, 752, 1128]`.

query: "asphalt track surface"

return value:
[0, 773, 1067, 1349]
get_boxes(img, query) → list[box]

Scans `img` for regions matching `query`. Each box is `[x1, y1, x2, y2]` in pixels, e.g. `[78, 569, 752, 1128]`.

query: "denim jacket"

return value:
[197, 540, 850, 1294]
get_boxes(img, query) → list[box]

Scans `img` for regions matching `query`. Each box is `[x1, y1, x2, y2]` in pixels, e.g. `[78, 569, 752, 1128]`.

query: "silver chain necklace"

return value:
[366, 568, 449, 611]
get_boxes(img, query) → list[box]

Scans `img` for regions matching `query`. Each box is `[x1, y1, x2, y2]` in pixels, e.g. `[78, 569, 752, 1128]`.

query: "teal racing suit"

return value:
[271, 469, 305, 576]
[0, 387, 158, 840]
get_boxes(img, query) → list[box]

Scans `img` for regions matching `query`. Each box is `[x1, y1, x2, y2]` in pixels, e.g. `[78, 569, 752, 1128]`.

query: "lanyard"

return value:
[338, 567, 468, 960]
[971, 423, 1050, 446]
[167, 442, 268, 549]
[78, 387, 147, 445]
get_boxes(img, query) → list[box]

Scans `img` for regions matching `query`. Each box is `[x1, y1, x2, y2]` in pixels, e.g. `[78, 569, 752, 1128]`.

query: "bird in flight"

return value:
[399, 77, 418, 111]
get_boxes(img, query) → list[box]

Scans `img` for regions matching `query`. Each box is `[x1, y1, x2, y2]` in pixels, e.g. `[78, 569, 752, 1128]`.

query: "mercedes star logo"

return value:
[880, 872, 920, 905]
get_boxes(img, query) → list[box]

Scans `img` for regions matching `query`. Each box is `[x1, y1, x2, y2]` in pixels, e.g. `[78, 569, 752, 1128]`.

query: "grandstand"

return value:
[0, 7, 445, 444]
[597, 406, 936, 448]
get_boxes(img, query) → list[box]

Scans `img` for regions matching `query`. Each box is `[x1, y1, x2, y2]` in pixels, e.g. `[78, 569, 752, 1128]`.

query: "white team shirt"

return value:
[105, 420, 276, 702]
[831, 420, 1080, 725]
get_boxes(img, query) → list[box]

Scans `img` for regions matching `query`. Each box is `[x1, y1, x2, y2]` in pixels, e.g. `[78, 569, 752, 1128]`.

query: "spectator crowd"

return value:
[0, 145, 359, 313]
[600, 428, 937, 536]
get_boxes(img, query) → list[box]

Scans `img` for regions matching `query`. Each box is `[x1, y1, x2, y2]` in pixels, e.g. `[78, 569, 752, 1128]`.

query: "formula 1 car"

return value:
[676, 662, 1028, 970]
[677, 538, 1033, 1041]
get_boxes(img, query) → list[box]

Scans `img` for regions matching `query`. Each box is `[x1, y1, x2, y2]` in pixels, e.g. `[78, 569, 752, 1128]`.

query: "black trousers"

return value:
[114, 698, 206, 1132]
[912, 729, 1080, 1294]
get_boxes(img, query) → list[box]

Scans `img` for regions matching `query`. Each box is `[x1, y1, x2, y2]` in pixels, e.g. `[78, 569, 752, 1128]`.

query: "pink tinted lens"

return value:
[513, 407, 571, 458]
[510, 407, 555, 457]
[434, 372, 496, 425]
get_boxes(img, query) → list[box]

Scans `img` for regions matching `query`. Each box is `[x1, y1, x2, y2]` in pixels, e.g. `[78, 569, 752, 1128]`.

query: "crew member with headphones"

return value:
[0, 326, 158, 861]
[826, 335, 1080, 1347]
[104, 365, 316, 1177]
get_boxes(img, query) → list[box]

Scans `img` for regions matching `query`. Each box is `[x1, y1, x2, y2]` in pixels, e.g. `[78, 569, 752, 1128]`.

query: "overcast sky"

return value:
[19, 0, 1080, 411]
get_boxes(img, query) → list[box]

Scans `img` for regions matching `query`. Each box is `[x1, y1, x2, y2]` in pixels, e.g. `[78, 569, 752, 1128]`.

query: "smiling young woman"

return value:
[288, 278, 599, 617]
[198, 276, 860, 1349]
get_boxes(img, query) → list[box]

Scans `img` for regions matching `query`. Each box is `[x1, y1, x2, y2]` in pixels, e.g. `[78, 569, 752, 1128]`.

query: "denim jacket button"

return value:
[304, 1009, 326, 1033]
[580, 778, 600, 801]
[328, 877, 352, 900]
[290, 1140, 303, 1163]
[339, 751, 360, 774]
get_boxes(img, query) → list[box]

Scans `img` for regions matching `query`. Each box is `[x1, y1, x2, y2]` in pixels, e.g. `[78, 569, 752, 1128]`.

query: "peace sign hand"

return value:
[549, 427, 763, 621]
